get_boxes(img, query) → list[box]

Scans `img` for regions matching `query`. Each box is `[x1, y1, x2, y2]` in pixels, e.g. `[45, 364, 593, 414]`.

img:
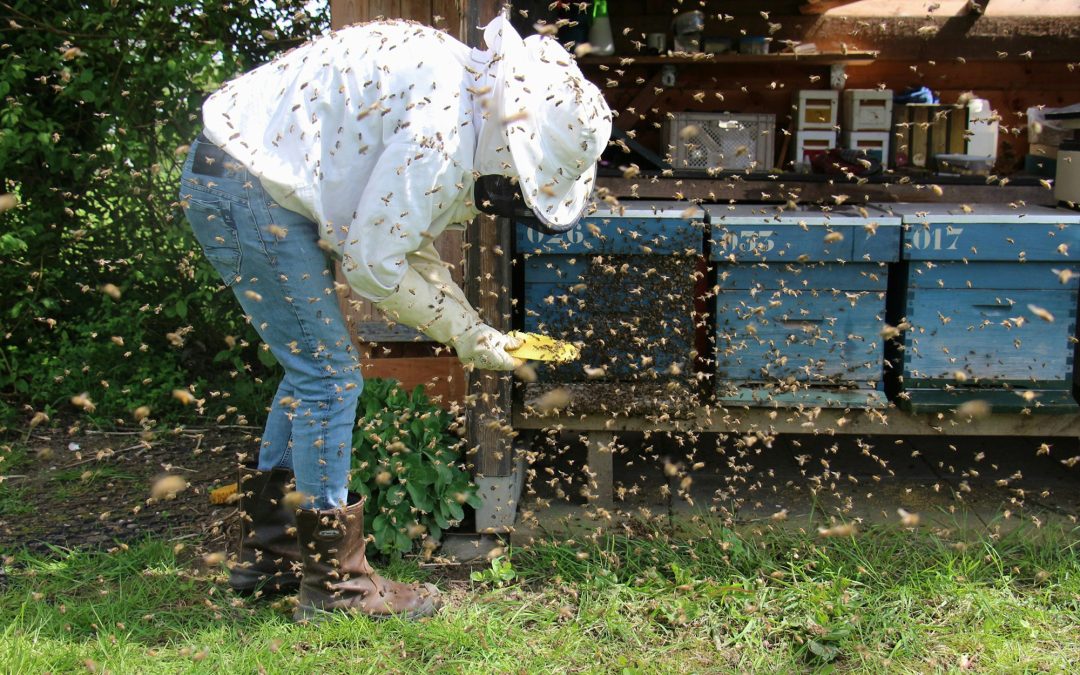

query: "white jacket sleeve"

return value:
[338, 143, 463, 302]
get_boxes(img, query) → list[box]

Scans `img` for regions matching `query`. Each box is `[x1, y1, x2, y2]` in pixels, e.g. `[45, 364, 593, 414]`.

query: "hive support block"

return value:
[586, 431, 616, 508]
[473, 448, 526, 533]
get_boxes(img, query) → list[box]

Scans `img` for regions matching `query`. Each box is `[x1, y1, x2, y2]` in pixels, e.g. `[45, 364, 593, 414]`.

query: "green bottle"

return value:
[588, 0, 614, 55]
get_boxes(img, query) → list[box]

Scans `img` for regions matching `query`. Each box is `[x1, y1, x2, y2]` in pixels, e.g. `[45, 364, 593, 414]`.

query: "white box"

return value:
[842, 130, 890, 163]
[796, 90, 839, 130]
[792, 129, 836, 165]
[843, 89, 893, 131]
[664, 112, 776, 172]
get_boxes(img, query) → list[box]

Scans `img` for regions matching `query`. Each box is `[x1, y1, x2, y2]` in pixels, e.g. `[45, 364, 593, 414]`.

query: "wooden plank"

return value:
[400, 0, 432, 23]
[330, 0, 365, 28]
[806, 0, 970, 16]
[582, 53, 879, 67]
[361, 356, 467, 405]
[512, 393, 1080, 437]
[464, 0, 515, 480]
[431, 0, 463, 37]
[595, 176, 1052, 205]
[801, 0, 873, 14]
[366, 0, 401, 20]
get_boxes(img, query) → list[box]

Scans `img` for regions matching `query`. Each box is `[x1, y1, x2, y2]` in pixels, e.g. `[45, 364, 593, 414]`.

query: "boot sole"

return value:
[292, 585, 443, 623]
[292, 602, 440, 623]
[229, 569, 301, 598]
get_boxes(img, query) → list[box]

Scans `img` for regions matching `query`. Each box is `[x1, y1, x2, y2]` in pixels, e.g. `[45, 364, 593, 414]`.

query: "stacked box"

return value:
[706, 205, 902, 408]
[515, 202, 704, 384]
[842, 130, 889, 163]
[792, 90, 839, 167]
[793, 129, 837, 166]
[876, 203, 1080, 413]
[796, 90, 839, 130]
[843, 89, 893, 131]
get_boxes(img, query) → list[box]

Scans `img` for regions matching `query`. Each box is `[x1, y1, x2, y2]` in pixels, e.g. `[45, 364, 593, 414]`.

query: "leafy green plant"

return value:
[349, 378, 481, 557]
[470, 556, 517, 587]
[0, 1, 329, 429]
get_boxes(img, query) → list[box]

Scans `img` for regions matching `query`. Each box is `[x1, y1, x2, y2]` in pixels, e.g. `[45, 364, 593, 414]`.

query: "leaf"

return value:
[256, 347, 278, 367]
[406, 481, 435, 513]
[807, 640, 840, 662]
[385, 485, 406, 506]
[174, 299, 188, 320]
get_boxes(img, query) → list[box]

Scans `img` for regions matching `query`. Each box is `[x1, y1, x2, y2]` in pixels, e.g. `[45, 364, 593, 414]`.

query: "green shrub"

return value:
[350, 379, 482, 557]
[0, 0, 329, 430]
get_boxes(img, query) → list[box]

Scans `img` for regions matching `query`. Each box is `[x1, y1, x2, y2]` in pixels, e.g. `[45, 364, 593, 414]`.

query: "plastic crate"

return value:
[664, 112, 775, 172]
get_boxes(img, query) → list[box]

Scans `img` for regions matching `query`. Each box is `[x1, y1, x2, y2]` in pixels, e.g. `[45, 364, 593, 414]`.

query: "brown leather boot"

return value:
[228, 466, 302, 597]
[293, 498, 443, 622]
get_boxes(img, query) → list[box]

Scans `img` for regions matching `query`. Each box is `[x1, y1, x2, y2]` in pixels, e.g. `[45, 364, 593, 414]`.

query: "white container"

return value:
[965, 98, 999, 160]
[792, 129, 837, 165]
[1055, 140, 1080, 205]
[842, 130, 890, 164]
[796, 90, 839, 130]
[842, 89, 893, 131]
[664, 112, 776, 171]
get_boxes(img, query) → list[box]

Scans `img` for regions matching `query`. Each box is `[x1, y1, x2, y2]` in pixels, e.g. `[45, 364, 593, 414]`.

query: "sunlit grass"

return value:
[2, 519, 1078, 673]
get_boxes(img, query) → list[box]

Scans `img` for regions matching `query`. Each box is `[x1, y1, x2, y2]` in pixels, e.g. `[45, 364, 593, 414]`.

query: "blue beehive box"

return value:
[875, 202, 1080, 413]
[706, 204, 902, 408]
[514, 201, 705, 383]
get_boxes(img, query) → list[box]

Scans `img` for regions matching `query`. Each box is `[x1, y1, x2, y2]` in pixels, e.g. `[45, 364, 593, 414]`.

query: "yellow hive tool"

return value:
[506, 331, 580, 363]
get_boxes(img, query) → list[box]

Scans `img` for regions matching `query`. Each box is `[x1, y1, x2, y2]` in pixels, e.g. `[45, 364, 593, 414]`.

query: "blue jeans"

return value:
[179, 135, 361, 510]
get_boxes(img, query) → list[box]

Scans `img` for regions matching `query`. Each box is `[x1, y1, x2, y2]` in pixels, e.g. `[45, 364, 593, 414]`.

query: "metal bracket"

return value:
[830, 63, 847, 90]
[660, 64, 678, 88]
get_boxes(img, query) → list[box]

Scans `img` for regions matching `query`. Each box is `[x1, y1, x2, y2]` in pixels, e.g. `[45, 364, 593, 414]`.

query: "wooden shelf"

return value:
[593, 174, 1052, 205]
[513, 384, 1080, 437]
[578, 52, 879, 67]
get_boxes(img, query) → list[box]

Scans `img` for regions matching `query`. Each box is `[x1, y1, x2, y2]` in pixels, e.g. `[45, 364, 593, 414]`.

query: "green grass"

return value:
[2, 519, 1079, 673]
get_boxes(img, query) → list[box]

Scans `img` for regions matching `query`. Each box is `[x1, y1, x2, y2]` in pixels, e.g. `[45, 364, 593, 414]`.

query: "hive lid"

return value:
[871, 202, 1080, 224]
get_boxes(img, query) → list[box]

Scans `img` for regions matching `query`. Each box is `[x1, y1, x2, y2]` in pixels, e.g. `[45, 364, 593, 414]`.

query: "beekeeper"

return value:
[178, 14, 612, 621]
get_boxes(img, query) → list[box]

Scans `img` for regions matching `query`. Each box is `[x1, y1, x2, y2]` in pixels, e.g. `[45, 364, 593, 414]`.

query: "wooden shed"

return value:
[330, 0, 1080, 529]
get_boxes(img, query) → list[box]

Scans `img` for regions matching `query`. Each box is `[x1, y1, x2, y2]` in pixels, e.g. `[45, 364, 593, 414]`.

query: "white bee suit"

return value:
[202, 20, 488, 302]
[201, 16, 610, 370]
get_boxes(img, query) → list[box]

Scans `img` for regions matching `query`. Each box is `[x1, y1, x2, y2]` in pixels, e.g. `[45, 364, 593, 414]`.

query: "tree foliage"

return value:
[0, 0, 329, 426]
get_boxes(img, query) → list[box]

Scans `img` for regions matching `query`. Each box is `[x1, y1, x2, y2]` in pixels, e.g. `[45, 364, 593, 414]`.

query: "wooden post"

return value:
[462, 1, 521, 532]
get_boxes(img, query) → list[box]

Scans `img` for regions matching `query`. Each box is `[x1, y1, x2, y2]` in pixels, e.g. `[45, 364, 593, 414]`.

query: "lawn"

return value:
[3, 517, 1079, 673]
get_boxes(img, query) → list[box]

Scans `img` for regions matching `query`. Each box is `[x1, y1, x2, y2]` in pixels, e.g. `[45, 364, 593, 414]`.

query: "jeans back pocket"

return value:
[182, 193, 242, 287]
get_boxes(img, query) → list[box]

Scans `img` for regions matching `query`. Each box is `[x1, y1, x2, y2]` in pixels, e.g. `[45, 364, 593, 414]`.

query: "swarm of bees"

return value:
[9, 2, 1079, 590]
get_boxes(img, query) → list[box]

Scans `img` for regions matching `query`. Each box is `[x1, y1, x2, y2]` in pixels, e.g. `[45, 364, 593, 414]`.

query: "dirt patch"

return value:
[1, 425, 252, 555]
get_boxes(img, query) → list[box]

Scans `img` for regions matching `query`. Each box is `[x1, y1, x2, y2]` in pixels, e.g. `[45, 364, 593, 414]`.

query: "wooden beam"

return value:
[463, 0, 516, 479]
[613, 69, 667, 132]
[361, 356, 467, 406]
[800, 0, 864, 16]
[595, 175, 1052, 205]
